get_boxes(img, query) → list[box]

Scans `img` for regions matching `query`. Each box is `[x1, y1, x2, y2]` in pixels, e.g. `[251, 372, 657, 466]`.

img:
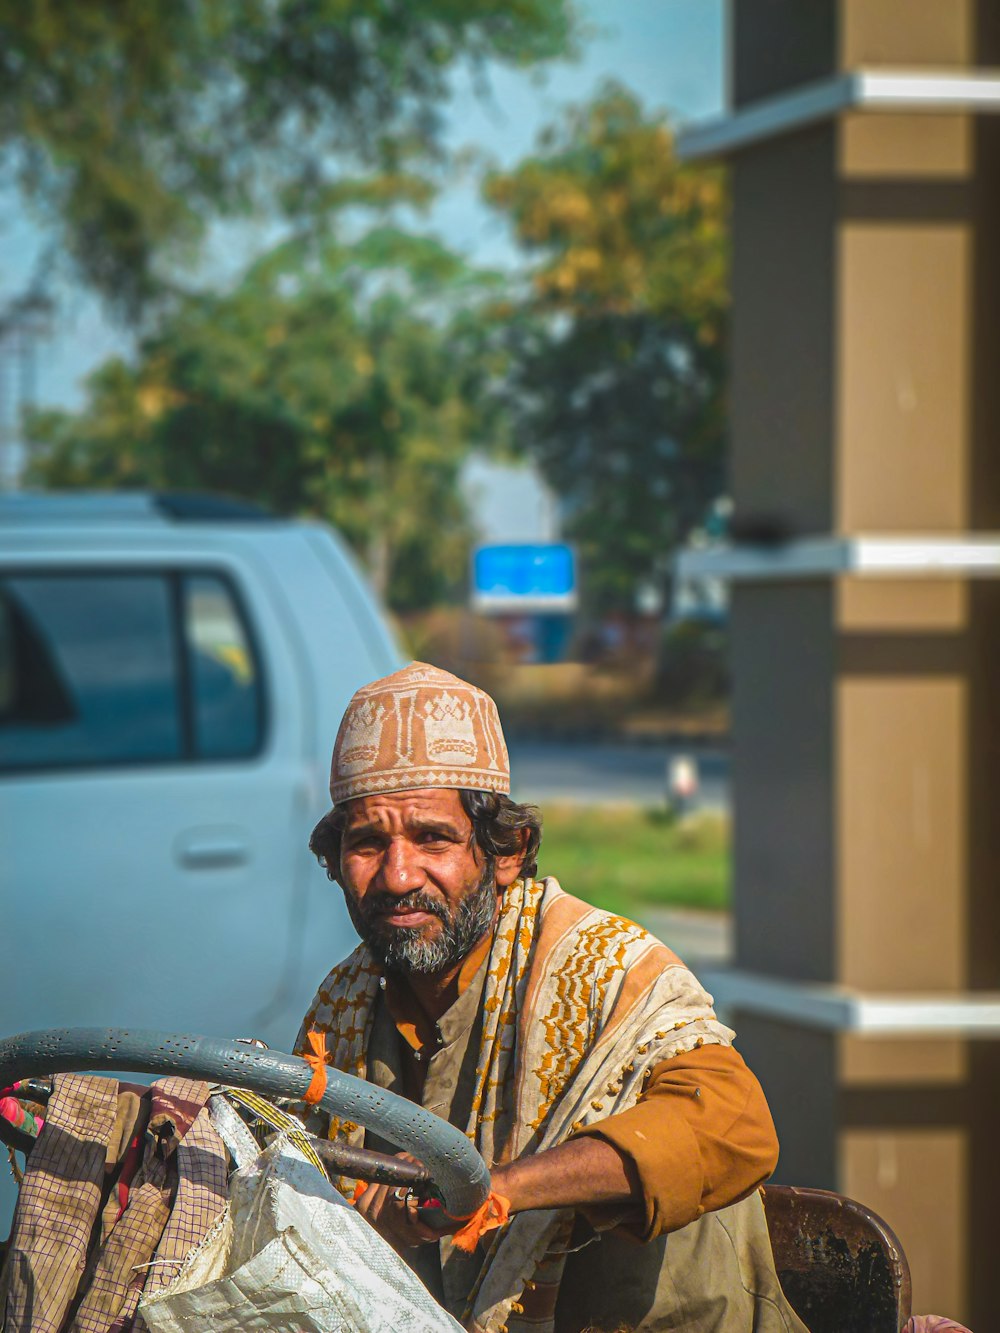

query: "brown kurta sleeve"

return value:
[571, 1042, 779, 1240]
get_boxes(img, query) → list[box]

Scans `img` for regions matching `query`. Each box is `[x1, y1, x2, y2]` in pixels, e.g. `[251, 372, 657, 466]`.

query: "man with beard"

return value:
[296, 663, 806, 1333]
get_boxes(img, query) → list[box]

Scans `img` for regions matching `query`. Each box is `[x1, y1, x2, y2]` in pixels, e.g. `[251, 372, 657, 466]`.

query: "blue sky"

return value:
[2, 0, 724, 412]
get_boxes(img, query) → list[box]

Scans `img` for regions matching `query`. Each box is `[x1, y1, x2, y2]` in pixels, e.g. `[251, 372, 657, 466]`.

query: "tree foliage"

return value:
[0, 0, 574, 314]
[484, 84, 728, 612]
[26, 228, 507, 611]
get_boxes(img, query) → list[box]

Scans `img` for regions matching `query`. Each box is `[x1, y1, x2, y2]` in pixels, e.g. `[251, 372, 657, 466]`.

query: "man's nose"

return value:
[377, 839, 425, 895]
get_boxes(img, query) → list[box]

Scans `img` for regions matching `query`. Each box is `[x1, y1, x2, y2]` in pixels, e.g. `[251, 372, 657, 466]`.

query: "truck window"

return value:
[183, 573, 262, 759]
[0, 571, 263, 771]
[0, 574, 181, 769]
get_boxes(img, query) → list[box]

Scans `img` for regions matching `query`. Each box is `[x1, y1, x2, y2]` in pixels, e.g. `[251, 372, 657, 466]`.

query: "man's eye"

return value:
[346, 836, 379, 853]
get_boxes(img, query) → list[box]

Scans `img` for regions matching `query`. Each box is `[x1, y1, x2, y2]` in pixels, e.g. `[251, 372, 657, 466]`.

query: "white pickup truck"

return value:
[0, 491, 401, 1217]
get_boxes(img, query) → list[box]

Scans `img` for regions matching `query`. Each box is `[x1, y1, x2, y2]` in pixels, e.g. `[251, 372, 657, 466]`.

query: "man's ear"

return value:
[494, 829, 530, 888]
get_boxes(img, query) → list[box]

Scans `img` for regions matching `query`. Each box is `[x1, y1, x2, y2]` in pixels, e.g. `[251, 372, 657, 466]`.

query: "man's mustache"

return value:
[358, 891, 449, 925]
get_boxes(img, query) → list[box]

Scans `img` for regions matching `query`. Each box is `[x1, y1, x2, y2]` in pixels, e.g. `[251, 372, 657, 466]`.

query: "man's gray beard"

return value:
[346, 862, 498, 975]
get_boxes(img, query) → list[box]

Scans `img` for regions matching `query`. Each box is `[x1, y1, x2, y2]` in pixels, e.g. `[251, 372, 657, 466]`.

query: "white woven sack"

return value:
[139, 1135, 463, 1333]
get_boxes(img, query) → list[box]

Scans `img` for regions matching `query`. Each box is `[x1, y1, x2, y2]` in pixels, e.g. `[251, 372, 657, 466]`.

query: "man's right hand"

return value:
[353, 1153, 459, 1251]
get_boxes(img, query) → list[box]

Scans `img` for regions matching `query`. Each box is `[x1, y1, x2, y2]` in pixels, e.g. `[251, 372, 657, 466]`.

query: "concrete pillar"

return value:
[689, 2, 1000, 1324]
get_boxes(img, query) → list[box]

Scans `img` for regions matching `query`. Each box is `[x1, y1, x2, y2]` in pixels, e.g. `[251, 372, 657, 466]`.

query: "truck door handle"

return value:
[174, 828, 251, 870]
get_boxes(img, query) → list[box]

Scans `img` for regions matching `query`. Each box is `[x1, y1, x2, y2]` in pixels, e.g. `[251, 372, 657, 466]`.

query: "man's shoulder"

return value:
[534, 875, 684, 967]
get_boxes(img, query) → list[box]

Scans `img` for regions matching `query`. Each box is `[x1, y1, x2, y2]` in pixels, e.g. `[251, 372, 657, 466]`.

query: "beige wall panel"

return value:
[838, 225, 970, 532]
[837, 678, 966, 990]
[839, 1034, 967, 1085]
[837, 578, 967, 632]
[840, 0, 972, 67]
[840, 1128, 967, 1321]
[840, 113, 971, 179]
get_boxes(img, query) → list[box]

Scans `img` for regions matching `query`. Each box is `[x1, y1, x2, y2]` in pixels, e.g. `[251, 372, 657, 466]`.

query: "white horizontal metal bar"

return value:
[859, 69, 1000, 109]
[676, 535, 1000, 582]
[701, 967, 1000, 1035]
[677, 67, 1000, 160]
[677, 72, 857, 159]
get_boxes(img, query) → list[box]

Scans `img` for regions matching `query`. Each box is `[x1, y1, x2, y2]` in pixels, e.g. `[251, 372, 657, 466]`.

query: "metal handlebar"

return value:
[0, 1027, 490, 1219]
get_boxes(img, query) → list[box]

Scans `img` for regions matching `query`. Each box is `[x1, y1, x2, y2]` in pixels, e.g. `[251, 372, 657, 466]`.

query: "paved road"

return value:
[508, 740, 730, 810]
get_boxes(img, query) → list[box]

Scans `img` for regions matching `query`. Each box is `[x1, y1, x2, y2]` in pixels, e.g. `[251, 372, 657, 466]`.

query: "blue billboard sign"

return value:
[472, 543, 577, 613]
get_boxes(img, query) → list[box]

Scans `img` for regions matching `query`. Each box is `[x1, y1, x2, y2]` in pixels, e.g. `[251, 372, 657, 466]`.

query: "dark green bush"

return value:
[654, 619, 729, 706]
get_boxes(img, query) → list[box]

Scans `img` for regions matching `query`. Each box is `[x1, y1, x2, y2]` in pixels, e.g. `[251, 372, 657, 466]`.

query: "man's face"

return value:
[338, 788, 499, 975]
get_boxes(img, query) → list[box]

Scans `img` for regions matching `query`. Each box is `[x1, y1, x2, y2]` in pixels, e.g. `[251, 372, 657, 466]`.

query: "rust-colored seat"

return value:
[762, 1184, 912, 1333]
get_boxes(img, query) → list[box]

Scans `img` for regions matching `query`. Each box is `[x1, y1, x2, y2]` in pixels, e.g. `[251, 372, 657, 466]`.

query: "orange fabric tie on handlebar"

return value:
[350, 1180, 510, 1247]
[451, 1189, 511, 1253]
[303, 1030, 328, 1105]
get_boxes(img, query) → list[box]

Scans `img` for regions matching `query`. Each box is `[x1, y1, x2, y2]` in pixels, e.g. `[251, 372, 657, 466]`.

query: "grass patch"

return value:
[535, 804, 731, 918]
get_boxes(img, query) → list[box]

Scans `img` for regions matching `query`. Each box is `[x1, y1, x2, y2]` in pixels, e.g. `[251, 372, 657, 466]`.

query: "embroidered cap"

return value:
[330, 662, 510, 804]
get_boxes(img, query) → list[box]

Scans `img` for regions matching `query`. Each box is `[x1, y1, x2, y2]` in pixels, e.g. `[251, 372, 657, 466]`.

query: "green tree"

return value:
[484, 84, 728, 613]
[26, 228, 507, 611]
[0, 0, 574, 314]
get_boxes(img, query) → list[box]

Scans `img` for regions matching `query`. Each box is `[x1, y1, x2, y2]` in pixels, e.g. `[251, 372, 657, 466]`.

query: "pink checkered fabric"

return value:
[78, 1079, 228, 1333]
[0, 1073, 118, 1333]
[903, 1320, 973, 1333]
[0, 1075, 228, 1333]
[138, 1102, 228, 1301]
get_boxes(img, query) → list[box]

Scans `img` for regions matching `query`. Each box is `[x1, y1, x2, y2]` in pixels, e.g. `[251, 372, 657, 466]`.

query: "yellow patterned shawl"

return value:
[296, 876, 734, 1333]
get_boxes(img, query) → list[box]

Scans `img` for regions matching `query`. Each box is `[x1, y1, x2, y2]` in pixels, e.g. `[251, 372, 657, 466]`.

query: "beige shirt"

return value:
[366, 953, 807, 1332]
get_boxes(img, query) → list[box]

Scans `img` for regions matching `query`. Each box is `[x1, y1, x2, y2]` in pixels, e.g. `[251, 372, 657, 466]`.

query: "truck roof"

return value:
[0, 491, 280, 524]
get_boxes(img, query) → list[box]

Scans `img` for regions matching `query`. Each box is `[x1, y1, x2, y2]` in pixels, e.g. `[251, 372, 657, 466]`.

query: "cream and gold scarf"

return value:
[297, 876, 733, 1333]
